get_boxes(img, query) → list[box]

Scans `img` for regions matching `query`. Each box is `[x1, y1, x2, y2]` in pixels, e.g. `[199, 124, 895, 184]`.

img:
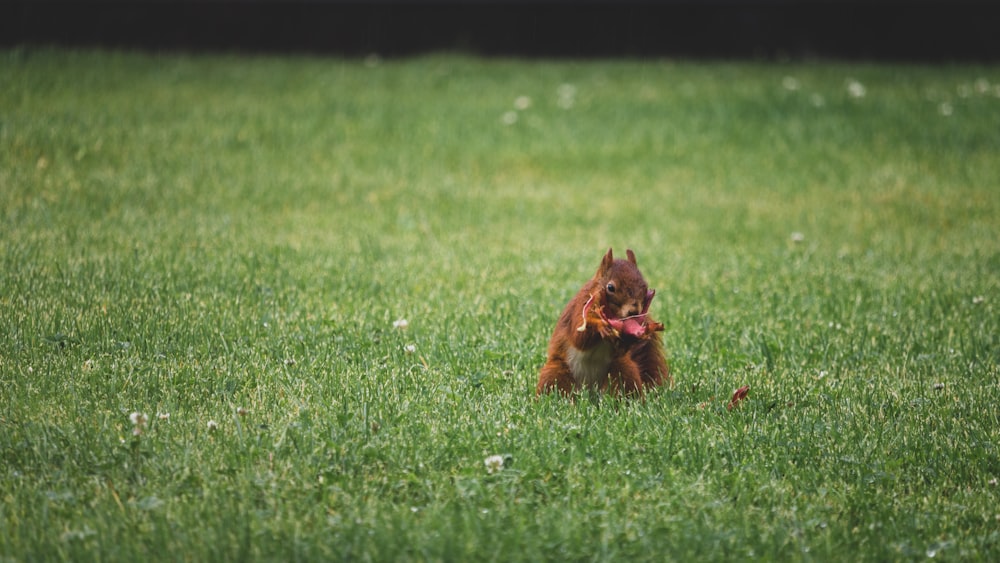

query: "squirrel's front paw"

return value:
[598, 318, 621, 339]
[594, 307, 623, 339]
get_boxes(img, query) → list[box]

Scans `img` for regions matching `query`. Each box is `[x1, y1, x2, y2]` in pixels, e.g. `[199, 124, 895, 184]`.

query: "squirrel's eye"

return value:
[606, 282, 616, 294]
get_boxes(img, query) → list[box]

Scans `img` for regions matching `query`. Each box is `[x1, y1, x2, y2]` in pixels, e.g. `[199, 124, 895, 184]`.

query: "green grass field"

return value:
[2, 48, 999, 561]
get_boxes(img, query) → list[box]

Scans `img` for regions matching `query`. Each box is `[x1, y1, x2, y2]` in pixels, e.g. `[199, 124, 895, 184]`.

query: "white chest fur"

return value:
[566, 341, 614, 389]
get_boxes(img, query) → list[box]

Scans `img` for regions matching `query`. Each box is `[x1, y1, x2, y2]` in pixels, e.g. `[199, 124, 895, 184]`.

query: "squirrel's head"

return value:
[594, 248, 649, 320]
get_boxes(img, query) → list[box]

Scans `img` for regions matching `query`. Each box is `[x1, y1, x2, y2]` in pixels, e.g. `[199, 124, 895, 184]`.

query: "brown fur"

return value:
[537, 248, 670, 397]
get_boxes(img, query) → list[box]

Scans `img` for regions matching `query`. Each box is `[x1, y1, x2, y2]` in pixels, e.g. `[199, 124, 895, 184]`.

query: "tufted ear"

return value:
[626, 249, 637, 266]
[597, 248, 614, 276]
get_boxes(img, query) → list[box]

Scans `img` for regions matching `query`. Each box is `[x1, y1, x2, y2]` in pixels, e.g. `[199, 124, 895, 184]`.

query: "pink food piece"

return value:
[601, 305, 649, 338]
[622, 317, 646, 337]
[605, 315, 624, 330]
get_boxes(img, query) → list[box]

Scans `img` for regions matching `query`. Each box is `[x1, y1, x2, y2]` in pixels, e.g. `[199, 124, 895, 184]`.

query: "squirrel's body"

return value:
[537, 248, 670, 397]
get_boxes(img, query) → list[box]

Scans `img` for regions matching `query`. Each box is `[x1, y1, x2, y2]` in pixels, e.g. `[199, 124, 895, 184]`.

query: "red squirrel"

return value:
[537, 248, 670, 397]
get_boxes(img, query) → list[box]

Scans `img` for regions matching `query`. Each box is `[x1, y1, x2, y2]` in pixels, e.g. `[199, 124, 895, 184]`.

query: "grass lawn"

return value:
[1, 48, 999, 561]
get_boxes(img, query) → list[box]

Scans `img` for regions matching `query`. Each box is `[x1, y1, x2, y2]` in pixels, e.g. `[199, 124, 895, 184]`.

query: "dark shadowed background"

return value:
[3, 1, 1000, 60]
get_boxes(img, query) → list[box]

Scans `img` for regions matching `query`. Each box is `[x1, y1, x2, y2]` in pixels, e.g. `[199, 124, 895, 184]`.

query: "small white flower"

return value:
[782, 76, 800, 91]
[557, 83, 577, 109]
[392, 318, 409, 330]
[972, 296, 985, 305]
[404, 344, 417, 354]
[501, 111, 518, 125]
[284, 358, 296, 366]
[846, 79, 866, 98]
[484, 454, 505, 474]
[974, 78, 989, 94]
[790, 232, 805, 243]
[939, 102, 953, 117]
[129, 412, 147, 436]
[810, 93, 826, 107]
[207, 420, 219, 432]
[514, 96, 532, 110]
[157, 412, 170, 421]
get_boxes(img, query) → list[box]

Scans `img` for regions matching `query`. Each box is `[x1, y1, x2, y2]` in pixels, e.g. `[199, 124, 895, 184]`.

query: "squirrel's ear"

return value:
[598, 248, 614, 276]
[626, 249, 637, 265]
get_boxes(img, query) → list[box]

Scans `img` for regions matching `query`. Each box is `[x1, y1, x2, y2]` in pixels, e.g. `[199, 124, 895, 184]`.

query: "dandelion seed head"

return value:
[514, 96, 532, 110]
[790, 232, 805, 243]
[501, 111, 518, 125]
[782, 76, 800, 91]
[939, 102, 953, 117]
